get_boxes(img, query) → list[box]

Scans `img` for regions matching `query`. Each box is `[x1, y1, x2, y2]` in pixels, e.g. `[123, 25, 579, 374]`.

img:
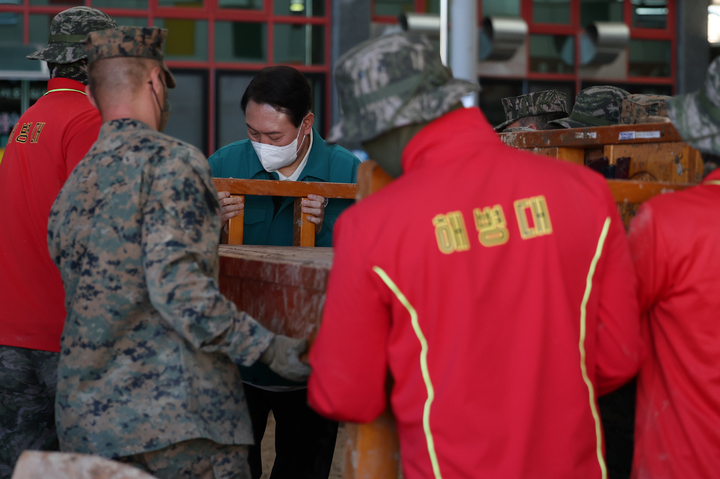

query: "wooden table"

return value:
[219, 243, 400, 479]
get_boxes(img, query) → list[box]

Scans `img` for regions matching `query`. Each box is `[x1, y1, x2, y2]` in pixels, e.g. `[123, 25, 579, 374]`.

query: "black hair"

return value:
[241, 66, 312, 128]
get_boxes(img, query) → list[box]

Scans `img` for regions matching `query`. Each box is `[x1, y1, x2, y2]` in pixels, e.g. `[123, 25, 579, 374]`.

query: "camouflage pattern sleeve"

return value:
[142, 150, 274, 366]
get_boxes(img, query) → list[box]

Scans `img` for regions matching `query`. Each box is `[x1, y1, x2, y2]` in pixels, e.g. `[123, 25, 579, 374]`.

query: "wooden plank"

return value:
[218, 245, 332, 339]
[531, 147, 584, 165]
[293, 197, 316, 247]
[608, 179, 692, 204]
[603, 142, 701, 184]
[500, 122, 681, 149]
[214, 178, 357, 199]
[227, 195, 244, 245]
[343, 409, 400, 479]
[356, 160, 394, 201]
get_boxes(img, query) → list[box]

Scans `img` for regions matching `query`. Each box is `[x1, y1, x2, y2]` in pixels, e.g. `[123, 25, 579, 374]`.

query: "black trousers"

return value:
[244, 384, 339, 479]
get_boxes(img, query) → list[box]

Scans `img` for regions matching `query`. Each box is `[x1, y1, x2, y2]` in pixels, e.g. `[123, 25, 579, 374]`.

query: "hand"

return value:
[217, 191, 244, 227]
[302, 194, 328, 234]
[259, 335, 311, 382]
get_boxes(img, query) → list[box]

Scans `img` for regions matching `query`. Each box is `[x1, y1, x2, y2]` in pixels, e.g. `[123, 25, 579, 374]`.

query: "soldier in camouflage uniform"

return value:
[0, 7, 116, 479]
[494, 90, 568, 133]
[47, 26, 310, 479]
[549, 85, 630, 129]
[619, 94, 670, 125]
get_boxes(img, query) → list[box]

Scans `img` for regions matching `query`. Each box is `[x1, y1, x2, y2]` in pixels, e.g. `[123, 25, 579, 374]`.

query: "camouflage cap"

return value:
[27, 7, 117, 64]
[494, 90, 568, 132]
[327, 32, 479, 144]
[82, 26, 176, 88]
[619, 94, 670, 125]
[549, 85, 630, 129]
[667, 56, 720, 155]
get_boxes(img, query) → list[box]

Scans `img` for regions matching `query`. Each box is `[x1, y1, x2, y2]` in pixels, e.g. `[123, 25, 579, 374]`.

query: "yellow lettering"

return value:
[514, 195, 553, 240]
[432, 211, 470, 254]
[473, 204, 509, 247]
[14, 122, 31, 144]
[30, 122, 45, 144]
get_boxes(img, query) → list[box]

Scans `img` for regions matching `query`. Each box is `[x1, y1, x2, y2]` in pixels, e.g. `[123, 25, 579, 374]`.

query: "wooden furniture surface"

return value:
[213, 178, 357, 247]
[501, 122, 701, 226]
[218, 245, 332, 339]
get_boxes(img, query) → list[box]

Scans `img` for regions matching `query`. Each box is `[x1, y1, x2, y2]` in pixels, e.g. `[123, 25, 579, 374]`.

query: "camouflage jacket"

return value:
[47, 119, 274, 458]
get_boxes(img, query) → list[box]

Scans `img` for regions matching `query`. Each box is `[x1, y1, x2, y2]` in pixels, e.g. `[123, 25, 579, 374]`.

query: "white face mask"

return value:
[251, 119, 307, 173]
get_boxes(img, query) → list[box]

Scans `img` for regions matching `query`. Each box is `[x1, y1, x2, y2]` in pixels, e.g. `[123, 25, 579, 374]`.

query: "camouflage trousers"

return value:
[0, 345, 60, 479]
[116, 439, 251, 479]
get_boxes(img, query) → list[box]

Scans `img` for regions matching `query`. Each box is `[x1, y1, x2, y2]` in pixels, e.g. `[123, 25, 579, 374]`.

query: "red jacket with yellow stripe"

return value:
[308, 108, 642, 479]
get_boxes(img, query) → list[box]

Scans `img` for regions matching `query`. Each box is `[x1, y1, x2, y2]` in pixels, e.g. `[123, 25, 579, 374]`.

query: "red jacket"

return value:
[308, 108, 642, 479]
[0, 78, 101, 352]
[629, 169, 720, 479]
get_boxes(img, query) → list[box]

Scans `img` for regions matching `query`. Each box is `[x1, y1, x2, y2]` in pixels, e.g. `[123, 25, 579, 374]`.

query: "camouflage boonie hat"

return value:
[494, 90, 568, 132]
[619, 94, 670, 125]
[667, 56, 720, 155]
[82, 26, 176, 88]
[328, 32, 479, 143]
[27, 7, 117, 64]
[549, 85, 630, 129]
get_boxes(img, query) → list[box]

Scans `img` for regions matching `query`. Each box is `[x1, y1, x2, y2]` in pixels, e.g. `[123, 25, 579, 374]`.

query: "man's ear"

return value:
[86, 84, 99, 110]
[150, 66, 165, 97]
[302, 112, 315, 136]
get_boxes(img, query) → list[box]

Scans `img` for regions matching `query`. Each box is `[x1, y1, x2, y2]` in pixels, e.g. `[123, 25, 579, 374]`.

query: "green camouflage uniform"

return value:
[667, 56, 720, 155]
[0, 8, 116, 479]
[549, 85, 630, 129]
[47, 26, 273, 469]
[327, 32, 478, 144]
[0, 347, 59, 479]
[619, 94, 670, 125]
[494, 90, 568, 132]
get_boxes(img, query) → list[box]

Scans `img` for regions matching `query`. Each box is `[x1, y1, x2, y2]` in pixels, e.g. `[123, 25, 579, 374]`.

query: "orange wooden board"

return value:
[219, 245, 333, 339]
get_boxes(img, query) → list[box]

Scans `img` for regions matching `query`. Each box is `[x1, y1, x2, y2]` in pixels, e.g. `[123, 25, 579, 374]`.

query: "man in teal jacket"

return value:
[208, 66, 360, 479]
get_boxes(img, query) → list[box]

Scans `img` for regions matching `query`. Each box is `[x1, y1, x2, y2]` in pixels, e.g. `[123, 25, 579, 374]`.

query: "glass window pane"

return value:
[274, 0, 325, 17]
[0, 80, 46, 149]
[533, 0, 570, 25]
[219, 0, 263, 10]
[482, 0, 520, 17]
[0, 12, 24, 44]
[629, 39, 671, 77]
[29, 14, 51, 47]
[112, 16, 148, 28]
[153, 18, 208, 61]
[164, 70, 207, 153]
[632, 0, 667, 29]
[92, 0, 149, 8]
[216, 72, 253, 148]
[479, 79, 523, 127]
[29, 0, 83, 6]
[580, 0, 623, 27]
[215, 22, 267, 63]
[305, 73, 325, 133]
[158, 0, 204, 7]
[529, 34, 574, 74]
[374, 0, 415, 17]
[273, 24, 324, 65]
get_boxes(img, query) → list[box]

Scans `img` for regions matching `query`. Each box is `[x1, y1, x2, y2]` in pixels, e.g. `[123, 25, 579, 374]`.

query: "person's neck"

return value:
[100, 100, 158, 130]
[277, 132, 311, 177]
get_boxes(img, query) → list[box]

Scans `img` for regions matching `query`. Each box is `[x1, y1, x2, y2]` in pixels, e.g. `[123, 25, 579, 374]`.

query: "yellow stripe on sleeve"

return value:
[372, 266, 443, 479]
[579, 217, 611, 479]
